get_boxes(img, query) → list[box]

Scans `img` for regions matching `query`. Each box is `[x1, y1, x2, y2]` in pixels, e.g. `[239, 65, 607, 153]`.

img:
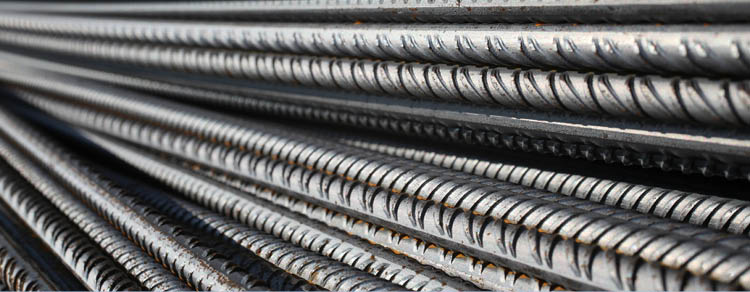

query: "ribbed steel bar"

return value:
[3, 49, 749, 130]
[0, 106, 265, 292]
[92, 190, 272, 291]
[0, 135, 191, 291]
[13, 79, 750, 269]
[18, 98, 559, 292]
[0, 147, 141, 291]
[85, 171, 321, 292]
[77, 126, 564, 292]
[1, 13, 750, 78]
[85, 173, 321, 291]
[3, 60, 750, 182]
[193, 163, 562, 292]
[60, 147, 411, 292]
[104, 161, 459, 292]
[0, 100, 405, 292]
[12, 88, 750, 290]
[0, 206, 59, 291]
[0, 199, 87, 291]
[0, 3, 748, 291]
[333, 133, 750, 236]
[69, 120, 742, 291]
[5, 53, 747, 183]
[9, 75, 750, 259]
[134, 192, 436, 291]
[1, 1, 749, 24]
[131, 194, 408, 292]
[75, 127, 488, 291]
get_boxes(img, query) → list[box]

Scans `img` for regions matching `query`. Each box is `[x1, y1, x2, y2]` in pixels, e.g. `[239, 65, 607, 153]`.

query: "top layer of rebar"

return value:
[1, 0, 750, 23]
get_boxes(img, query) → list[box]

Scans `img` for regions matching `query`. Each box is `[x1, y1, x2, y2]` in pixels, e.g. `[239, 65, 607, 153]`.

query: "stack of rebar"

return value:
[0, 1, 748, 291]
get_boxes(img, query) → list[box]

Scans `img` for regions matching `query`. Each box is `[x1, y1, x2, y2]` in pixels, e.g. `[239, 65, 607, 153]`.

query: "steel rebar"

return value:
[1, 14, 749, 77]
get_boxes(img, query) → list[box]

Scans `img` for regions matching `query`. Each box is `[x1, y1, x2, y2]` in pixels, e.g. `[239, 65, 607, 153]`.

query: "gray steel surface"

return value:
[0, 3, 748, 291]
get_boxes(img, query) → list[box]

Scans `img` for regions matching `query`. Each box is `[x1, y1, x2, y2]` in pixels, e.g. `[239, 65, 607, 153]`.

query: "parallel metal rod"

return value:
[13, 80, 750, 277]
[0, 132, 190, 291]
[74, 145, 410, 291]
[1, 13, 750, 77]
[5, 54, 745, 181]
[332, 133, 750, 236]
[0, 101, 404, 292]
[13, 88, 748, 290]
[0, 199, 87, 291]
[0, 106, 263, 292]
[192, 162, 562, 292]
[130, 190, 436, 291]
[72, 116, 739, 291]
[2, 49, 748, 130]
[134, 192, 409, 291]
[0, 143, 142, 291]
[7, 76, 746, 258]
[3, 59, 750, 183]
[19, 99, 556, 292]
[94, 133, 563, 291]
[1, 1, 749, 24]
[0, 205, 59, 291]
[74, 126, 489, 291]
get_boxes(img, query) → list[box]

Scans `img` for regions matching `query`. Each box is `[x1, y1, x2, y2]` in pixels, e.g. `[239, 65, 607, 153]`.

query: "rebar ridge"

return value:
[2, 49, 748, 129]
[99, 165, 410, 292]
[1, 14, 750, 77]
[335, 134, 750, 236]
[199, 164, 561, 292]
[79, 150, 410, 292]
[1, 1, 750, 23]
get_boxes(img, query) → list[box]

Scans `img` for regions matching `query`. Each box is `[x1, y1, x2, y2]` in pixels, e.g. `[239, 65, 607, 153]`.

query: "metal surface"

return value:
[4, 62, 750, 183]
[11, 83, 750, 289]
[0, 206, 58, 291]
[19, 99, 557, 292]
[74, 126, 739, 290]
[334, 134, 750, 235]
[0, 102, 406, 292]
[1, 1, 749, 23]
[0, 136, 190, 291]
[10, 80, 750, 255]
[0, 149, 141, 291]
[0, 200, 86, 291]
[2, 50, 749, 130]
[0, 3, 748, 291]
[1, 19, 750, 78]
[0, 106, 266, 292]
[77, 129, 485, 292]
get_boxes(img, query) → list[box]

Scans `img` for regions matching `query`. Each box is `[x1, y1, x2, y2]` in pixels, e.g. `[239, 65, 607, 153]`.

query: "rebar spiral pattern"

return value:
[1, 14, 750, 77]
[1, 43, 747, 129]
[0, 136, 190, 291]
[0, 3, 748, 291]
[0, 155, 141, 291]
[12, 85, 749, 289]
[2, 1, 750, 23]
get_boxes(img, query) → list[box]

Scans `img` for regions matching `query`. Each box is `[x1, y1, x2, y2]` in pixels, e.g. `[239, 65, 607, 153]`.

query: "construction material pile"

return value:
[0, 1, 748, 291]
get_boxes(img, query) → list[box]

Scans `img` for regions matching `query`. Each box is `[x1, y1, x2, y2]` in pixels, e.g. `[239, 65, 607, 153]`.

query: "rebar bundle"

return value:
[0, 1, 748, 291]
